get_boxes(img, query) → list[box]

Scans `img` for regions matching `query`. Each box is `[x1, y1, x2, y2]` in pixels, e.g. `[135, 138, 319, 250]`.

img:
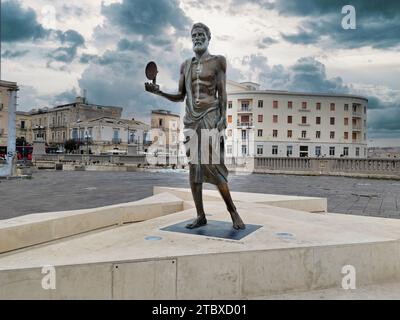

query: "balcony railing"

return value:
[237, 107, 252, 113]
[352, 125, 362, 131]
[298, 123, 310, 126]
[112, 138, 122, 144]
[352, 111, 363, 118]
[237, 121, 253, 127]
[298, 108, 311, 112]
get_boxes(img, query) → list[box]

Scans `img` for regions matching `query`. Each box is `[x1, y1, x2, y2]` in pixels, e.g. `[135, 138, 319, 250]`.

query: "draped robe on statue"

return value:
[182, 57, 228, 185]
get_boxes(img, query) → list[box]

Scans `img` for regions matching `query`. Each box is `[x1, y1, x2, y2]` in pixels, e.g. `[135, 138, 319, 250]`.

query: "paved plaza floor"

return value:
[0, 170, 399, 220]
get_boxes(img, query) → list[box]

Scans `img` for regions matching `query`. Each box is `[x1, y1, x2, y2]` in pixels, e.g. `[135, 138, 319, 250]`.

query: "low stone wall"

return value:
[33, 154, 400, 179]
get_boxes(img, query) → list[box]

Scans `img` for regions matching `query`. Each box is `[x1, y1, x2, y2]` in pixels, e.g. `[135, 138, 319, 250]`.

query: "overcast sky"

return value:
[1, 0, 399, 147]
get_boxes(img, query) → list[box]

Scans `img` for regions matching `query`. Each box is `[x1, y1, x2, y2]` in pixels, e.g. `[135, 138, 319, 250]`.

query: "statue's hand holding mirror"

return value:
[144, 61, 160, 95]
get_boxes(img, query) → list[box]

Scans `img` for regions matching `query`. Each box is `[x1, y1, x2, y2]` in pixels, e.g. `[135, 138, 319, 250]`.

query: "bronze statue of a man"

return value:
[145, 22, 245, 230]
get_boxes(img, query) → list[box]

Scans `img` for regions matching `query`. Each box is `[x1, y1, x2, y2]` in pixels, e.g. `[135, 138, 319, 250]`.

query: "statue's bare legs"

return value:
[186, 182, 245, 230]
[186, 182, 207, 229]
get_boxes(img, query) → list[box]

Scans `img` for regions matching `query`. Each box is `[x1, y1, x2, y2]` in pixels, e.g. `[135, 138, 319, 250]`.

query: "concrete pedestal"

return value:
[0, 188, 399, 299]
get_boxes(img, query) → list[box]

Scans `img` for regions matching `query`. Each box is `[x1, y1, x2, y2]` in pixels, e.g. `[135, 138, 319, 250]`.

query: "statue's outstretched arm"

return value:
[145, 62, 186, 102]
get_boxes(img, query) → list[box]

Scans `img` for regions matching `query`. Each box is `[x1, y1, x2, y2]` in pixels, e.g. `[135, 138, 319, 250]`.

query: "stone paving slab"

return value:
[1, 170, 399, 219]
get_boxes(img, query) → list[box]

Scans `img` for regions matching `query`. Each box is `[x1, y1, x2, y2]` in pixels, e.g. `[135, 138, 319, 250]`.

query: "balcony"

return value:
[298, 108, 311, 112]
[352, 111, 363, 118]
[298, 137, 310, 141]
[352, 125, 362, 131]
[112, 138, 122, 144]
[50, 123, 67, 128]
[237, 106, 252, 113]
[237, 121, 253, 128]
[298, 123, 310, 126]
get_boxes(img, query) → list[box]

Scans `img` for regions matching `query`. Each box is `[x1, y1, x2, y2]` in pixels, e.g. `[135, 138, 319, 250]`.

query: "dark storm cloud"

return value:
[1, 49, 29, 58]
[48, 30, 85, 63]
[257, 36, 279, 49]
[273, 0, 400, 49]
[101, 0, 190, 36]
[79, 54, 98, 64]
[246, 55, 348, 94]
[117, 39, 149, 54]
[0, 0, 48, 42]
[73, 0, 193, 120]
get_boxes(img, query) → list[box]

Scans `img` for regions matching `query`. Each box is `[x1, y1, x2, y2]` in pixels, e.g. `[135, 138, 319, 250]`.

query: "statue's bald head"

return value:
[191, 22, 211, 41]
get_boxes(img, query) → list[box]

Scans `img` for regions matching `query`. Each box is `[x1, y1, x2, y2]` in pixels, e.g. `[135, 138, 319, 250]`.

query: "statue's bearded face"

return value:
[191, 28, 209, 54]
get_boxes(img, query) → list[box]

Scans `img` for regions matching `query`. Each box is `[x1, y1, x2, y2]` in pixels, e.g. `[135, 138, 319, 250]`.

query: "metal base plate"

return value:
[160, 219, 262, 240]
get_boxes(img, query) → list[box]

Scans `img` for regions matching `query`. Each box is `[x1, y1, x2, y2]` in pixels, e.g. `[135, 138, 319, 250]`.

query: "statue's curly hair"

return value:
[191, 23, 211, 40]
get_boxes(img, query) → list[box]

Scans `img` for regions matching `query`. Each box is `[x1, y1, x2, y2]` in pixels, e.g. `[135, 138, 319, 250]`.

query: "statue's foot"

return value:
[185, 216, 207, 229]
[231, 212, 246, 230]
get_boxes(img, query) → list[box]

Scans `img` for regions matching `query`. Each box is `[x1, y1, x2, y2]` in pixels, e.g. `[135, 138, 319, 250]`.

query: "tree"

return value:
[64, 139, 81, 153]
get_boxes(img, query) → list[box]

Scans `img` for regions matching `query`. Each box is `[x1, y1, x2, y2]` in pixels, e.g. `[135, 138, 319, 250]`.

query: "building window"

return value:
[302, 102, 307, 109]
[241, 101, 249, 110]
[316, 131, 321, 139]
[364, 133, 366, 141]
[315, 146, 321, 157]
[287, 130, 292, 138]
[316, 102, 321, 110]
[227, 145, 232, 154]
[257, 129, 263, 137]
[273, 100, 278, 109]
[330, 117, 335, 125]
[241, 145, 247, 155]
[344, 132, 349, 140]
[227, 129, 232, 137]
[257, 145, 263, 155]
[287, 145, 293, 156]
[241, 130, 247, 140]
[288, 101, 293, 109]
[72, 128, 78, 140]
[258, 100, 263, 108]
[273, 129, 278, 138]
[364, 106, 366, 114]
[344, 117, 349, 125]
[302, 116, 307, 124]
[273, 115, 278, 123]
[272, 145, 278, 155]
[329, 147, 335, 156]
[227, 115, 232, 123]
[159, 119, 163, 126]
[258, 115, 263, 122]
[343, 147, 349, 156]
[344, 104, 349, 111]
[330, 103, 335, 111]
[316, 117, 321, 125]
[228, 101, 232, 109]
[287, 115, 292, 124]
[356, 147, 360, 156]
[330, 131, 335, 139]
[301, 131, 307, 138]
[21, 121, 25, 129]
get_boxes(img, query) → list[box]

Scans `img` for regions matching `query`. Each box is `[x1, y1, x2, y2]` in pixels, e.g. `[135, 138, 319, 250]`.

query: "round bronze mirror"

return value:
[145, 61, 158, 83]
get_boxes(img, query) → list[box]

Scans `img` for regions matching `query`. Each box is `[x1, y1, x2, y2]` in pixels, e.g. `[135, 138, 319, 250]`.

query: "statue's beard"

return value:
[193, 43, 208, 54]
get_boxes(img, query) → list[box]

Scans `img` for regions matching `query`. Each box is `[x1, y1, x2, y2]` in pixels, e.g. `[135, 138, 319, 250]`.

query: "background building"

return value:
[226, 80, 368, 158]
[0, 80, 18, 150]
[17, 96, 123, 146]
[151, 109, 181, 156]
[69, 117, 150, 154]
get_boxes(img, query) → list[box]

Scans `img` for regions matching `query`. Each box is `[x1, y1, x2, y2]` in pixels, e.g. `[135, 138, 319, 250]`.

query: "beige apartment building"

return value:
[0, 80, 18, 150]
[151, 109, 181, 155]
[69, 117, 150, 154]
[16, 111, 32, 143]
[226, 80, 368, 158]
[21, 96, 122, 146]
